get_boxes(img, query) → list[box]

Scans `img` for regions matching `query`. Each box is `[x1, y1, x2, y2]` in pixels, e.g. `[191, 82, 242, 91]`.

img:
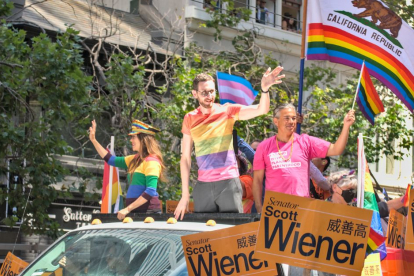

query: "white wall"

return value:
[152, 0, 187, 29]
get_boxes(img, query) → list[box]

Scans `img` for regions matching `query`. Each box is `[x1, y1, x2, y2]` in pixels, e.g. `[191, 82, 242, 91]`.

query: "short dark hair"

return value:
[322, 156, 330, 172]
[192, 73, 215, 91]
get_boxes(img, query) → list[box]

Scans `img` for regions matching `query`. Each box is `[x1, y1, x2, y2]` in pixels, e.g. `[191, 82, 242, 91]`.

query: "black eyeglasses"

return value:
[197, 89, 216, 97]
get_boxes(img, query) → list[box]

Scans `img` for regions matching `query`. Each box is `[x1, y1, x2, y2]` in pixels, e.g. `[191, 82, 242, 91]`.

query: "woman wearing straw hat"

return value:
[89, 119, 166, 220]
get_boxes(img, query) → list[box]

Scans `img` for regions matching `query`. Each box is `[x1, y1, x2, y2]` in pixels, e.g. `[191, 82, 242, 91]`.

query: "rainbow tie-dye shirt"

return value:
[106, 154, 160, 202]
[182, 103, 241, 182]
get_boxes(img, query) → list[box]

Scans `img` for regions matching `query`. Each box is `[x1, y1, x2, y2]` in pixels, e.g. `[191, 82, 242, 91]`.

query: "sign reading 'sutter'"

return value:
[255, 191, 373, 276]
[181, 222, 278, 276]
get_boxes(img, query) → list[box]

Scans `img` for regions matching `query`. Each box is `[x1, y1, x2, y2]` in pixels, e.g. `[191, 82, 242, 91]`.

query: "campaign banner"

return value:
[386, 209, 406, 249]
[404, 189, 414, 250]
[361, 253, 382, 276]
[0, 252, 29, 276]
[255, 191, 373, 276]
[181, 222, 278, 276]
[166, 200, 194, 214]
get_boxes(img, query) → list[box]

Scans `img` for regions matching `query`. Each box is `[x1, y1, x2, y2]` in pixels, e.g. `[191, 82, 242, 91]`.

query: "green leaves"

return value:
[0, 20, 93, 236]
[301, 67, 413, 169]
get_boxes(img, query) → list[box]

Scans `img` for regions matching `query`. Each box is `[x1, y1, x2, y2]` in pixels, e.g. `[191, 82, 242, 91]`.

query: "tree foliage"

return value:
[0, 1, 94, 237]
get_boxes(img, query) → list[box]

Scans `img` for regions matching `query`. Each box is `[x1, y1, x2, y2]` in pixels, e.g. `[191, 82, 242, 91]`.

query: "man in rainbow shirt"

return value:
[174, 67, 285, 220]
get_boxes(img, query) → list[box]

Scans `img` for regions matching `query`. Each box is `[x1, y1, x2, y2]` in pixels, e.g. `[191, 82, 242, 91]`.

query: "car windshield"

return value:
[21, 228, 197, 276]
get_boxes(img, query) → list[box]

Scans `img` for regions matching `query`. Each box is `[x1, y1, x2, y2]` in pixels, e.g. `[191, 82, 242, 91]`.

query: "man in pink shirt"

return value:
[252, 103, 355, 211]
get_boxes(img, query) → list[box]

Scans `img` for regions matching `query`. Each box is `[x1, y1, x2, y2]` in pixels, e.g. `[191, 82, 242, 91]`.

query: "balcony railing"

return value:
[192, 0, 303, 34]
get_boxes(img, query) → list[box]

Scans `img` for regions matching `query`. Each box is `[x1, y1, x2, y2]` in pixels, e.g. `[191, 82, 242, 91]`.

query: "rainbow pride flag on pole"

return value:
[356, 62, 384, 125]
[306, 0, 414, 112]
[401, 184, 414, 207]
[357, 134, 387, 259]
[216, 72, 258, 105]
[101, 148, 124, 213]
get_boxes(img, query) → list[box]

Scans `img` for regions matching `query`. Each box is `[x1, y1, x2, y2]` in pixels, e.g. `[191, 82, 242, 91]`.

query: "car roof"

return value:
[73, 220, 234, 232]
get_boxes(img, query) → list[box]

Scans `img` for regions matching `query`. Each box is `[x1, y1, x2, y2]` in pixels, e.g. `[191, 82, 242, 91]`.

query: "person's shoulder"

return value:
[256, 136, 274, 150]
[294, 132, 308, 139]
[262, 136, 275, 144]
[295, 133, 315, 142]
[184, 108, 200, 117]
[124, 155, 136, 161]
[297, 133, 327, 142]
[144, 155, 161, 164]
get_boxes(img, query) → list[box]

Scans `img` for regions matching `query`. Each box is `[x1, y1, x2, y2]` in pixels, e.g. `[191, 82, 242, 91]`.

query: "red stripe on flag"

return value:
[368, 227, 386, 250]
[362, 65, 384, 113]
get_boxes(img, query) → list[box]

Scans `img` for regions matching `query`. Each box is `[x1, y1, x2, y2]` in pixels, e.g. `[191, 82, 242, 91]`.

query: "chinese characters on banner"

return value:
[386, 209, 406, 249]
[181, 222, 278, 276]
[405, 189, 414, 250]
[254, 191, 373, 276]
[361, 253, 382, 276]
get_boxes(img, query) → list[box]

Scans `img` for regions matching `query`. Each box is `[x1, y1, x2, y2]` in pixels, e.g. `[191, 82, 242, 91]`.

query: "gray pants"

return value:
[193, 177, 243, 213]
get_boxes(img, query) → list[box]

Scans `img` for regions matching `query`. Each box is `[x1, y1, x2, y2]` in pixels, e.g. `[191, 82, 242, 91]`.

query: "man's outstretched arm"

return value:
[174, 134, 193, 220]
[327, 110, 355, 156]
[239, 66, 285, 120]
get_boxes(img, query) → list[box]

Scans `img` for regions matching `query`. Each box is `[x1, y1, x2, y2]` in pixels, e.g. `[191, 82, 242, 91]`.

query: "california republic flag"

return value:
[306, 0, 414, 112]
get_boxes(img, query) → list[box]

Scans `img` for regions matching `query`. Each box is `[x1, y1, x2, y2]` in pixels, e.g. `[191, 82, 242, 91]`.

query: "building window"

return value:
[130, 0, 139, 14]
[282, 0, 301, 33]
[204, 0, 221, 10]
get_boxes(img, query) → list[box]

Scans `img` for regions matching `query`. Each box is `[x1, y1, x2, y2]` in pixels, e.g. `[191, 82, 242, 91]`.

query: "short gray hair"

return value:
[337, 175, 357, 190]
[273, 103, 296, 118]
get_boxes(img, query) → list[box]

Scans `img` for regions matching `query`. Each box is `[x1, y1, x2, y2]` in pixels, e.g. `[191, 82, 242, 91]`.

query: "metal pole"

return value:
[352, 61, 365, 110]
[296, 0, 308, 134]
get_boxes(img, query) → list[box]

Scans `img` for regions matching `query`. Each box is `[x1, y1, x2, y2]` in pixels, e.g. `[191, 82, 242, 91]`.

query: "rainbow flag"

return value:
[101, 148, 124, 213]
[381, 247, 414, 276]
[216, 72, 258, 105]
[401, 184, 413, 207]
[306, 0, 414, 112]
[356, 62, 384, 125]
[358, 137, 387, 259]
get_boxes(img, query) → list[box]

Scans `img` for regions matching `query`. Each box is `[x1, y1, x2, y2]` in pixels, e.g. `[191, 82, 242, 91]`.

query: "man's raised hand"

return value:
[261, 66, 285, 92]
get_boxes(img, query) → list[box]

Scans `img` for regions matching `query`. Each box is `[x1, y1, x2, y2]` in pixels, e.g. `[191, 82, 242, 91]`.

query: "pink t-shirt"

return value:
[253, 133, 330, 197]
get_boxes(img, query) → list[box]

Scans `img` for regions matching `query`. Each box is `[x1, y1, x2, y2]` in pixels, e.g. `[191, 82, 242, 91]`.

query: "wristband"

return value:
[261, 89, 269, 94]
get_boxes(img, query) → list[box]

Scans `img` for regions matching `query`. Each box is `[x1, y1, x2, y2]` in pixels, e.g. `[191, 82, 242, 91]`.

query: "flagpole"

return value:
[357, 133, 365, 208]
[296, 0, 308, 134]
[108, 136, 115, 213]
[352, 61, 365, 110]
